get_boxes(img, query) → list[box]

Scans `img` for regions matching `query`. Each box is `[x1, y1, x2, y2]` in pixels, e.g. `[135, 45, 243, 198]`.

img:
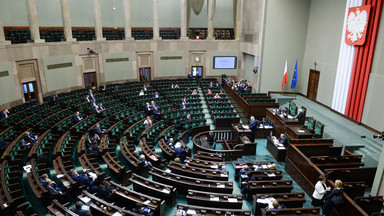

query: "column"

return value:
[93, 0, 105, 41]
[207, 0, 215, 40]
[26, 0, 44, 43]
[180, 0, 188, 40]
[152, 0, 161, 40]
[0, 12, 10, 45]
[123, 0, 134, 40]
[60, 0, 76, 42]
[235, 0, 243, 40]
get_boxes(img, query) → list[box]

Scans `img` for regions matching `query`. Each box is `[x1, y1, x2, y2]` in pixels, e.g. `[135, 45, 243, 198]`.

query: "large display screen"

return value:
[213, 56, 237, 69]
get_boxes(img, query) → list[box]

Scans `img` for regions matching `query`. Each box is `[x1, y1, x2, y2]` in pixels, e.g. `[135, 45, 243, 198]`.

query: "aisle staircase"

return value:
[197, 86, 214, 130]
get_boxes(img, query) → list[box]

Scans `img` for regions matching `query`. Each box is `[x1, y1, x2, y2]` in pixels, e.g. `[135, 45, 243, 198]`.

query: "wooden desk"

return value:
[267, 137, 287, 162]
[266, 108, 312, 139]
[232, 123, 252, 141]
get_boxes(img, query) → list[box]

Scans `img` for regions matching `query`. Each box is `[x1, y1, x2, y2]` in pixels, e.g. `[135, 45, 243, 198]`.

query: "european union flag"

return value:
[291, 60, 298, 89]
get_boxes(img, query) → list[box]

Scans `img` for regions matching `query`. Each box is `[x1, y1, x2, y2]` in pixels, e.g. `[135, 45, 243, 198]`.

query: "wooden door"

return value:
[139, 67, 151, 83]
[84, 72, 97, 88]
[22, 81, 38, 103]
[307, 69, 320, 100]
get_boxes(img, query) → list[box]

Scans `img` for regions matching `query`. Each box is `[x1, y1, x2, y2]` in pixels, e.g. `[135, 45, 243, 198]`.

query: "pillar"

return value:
[26, 0, 44, 43]
[123, 0, 134, 40]
[180, 0, 188, 40]
[235, 0, 243, 40]
[93, 0, 105, 41]
[207, 0, 215, 40]
[152, 0, 161, 40]
[60, 0, 76, 42]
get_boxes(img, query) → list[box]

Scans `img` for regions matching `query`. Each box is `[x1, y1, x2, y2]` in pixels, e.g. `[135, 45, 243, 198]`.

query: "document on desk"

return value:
[297, 129, 305, 133]
[187, 209, 197, 215]
[267, 173, 276, 177]
[162, 188, 170, 194]
[210, 197, 219, 201]
[228, 198, 238, 202]
[217, 184, 225, 188]
[261, 165, 268, 169]
[242, 125, 249, 129]
[79, 196, 91, 204]
[144, 200, 151, 205]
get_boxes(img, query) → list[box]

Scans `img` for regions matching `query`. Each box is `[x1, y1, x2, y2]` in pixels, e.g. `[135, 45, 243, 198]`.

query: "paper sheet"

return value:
[228, 198, 238, 202]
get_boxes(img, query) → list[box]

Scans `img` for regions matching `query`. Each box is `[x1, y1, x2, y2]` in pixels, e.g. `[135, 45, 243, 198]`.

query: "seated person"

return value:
[71, 201, 92, 216]
[0, 109, 9, 120]
[100, 84, 106, 92]
[139, 154, 152, 166]
[260, 117, 268, 126]
[278, 134, 288, 147]
[113, 85, 119, 91]
[174, 157, 181, 163]
[213, 93, 221, 99]
[180, 102, 188, 109]
[92, 105, 101, 116]
[209, 82, 214, 88]
[88, 134, 101, 146]
[166, 138, 174, 148]
[39, 173, 50, 188]
[90, 100, 97, 107]
[144, 102, 152, 115]
[132, 203, 154, 216]
[80, 169, 98, 193]
[143, 116, 152, 128]
[139, 90, 145, 96]
[68, 169, 80, 182]
[143, 84, 148, 91]
[245, 85, 252, 93]
[174, 142, 186, 162]
[236, 165, 252, 179]
[294, 108, 304, 120]
[282, 107, 289, 115]
[206, 89, 213, 95]
[266, 200, 284, 211]
[153, 107, 160, 120]
[22, 132, 38, 148]
[216, 163, 225, 171]
[219, 90, 225, 95]
[153, 92, 160, 98]
[185, 87, 191, 92]
[150, 101, 158, 109]
[186, 114, 192, 121]
[181, 97, 188, 104]
[73, 111, 83, 122]
[89, 93, 95, 101]
[94, 123, 106, 137]
[175, 84, 180, 88]
[84, 95, 91, 102]
[97, 180, 116, 202]
[133, 150, 140, 159]
[232, 84, 238, 91]
[205, 131, 214, 147]
[215, 83, 220, 88]
[241, 173, 256, 194]
[170, 84, 175, 89]
[188, 72, 193, 79]
[191, 90, 198, 95]
[97, 103, 105, 111]
[45, 179, 64, 196]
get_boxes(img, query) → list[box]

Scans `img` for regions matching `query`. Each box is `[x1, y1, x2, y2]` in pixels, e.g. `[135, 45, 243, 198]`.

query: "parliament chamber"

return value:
[1, 0, 384, 216]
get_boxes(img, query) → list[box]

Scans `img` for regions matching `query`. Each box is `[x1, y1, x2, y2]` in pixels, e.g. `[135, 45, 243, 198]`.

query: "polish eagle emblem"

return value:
[345, 5, 370, 45]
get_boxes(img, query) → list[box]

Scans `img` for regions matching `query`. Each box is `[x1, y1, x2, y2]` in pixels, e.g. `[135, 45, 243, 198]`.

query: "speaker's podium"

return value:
[231, 124, 257, 155]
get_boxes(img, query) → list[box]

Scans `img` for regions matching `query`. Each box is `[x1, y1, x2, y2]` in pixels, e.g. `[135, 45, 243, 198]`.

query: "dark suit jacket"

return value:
[94, 127, 104, 136]
[79, 174, 91, 186]
[0, 112, 8, 120]
[295, 112, 304, 120]
[46, 185, 60, 196]
[153, 109, 160, 115]
[97, 184, 114, 201]
[279, 138, 288, 147]
[73, 115, 82, 122]
[249, 120, 258, 132]
[174, 147, 186, 156]
[180, 105, 188, 109]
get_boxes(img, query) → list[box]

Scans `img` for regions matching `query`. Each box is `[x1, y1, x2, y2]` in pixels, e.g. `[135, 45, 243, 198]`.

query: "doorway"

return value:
[307, 69, 320, 100]
[22, 81, 38, 103]
[191, 66, 203, 78]
[139, 67, 151, 82]
[84, 72, 97, 89]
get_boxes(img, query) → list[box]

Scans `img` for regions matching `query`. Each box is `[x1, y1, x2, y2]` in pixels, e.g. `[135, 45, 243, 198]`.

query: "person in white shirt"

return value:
[139, 90, 145, 96]
[312, 175, 331, 207]
[213, 93, 221, 99]
[143, 116, 152, 128]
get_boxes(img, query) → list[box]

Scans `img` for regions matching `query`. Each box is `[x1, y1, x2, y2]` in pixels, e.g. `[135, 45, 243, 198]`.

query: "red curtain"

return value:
[345, 0, 383, 121]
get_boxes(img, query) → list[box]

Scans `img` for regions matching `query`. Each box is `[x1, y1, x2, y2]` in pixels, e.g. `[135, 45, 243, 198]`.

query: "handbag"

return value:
[331, 194, 344, 205]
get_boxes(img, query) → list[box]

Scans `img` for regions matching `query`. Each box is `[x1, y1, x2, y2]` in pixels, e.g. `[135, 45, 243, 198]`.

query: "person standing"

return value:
[312, 175, 331, 207]
[248, 116, 258, 142]
[323, 180, 344, 216]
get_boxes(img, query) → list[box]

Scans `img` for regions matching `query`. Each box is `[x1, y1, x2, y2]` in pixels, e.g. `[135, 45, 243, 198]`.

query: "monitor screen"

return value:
[213, 56, 237, 69]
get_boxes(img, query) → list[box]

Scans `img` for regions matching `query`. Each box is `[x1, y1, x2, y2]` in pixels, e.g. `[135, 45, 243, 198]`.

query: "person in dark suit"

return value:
[294, 108, 304, 120]
[180, 102, 188, 109]
[221, 72, 226, 86]
[241, 173, 256, 194]
[188, 72, 193, 79]
[90, 100, 97, 107]
[113, 85, 119, 91]
[248, 116, 258, 142]
[279, 134, 289, 147]
[153, 107, 160, 120]
[94, 123, 106, 137]
[323, 180, 343, 216]
[139, 154, 152, 166]
[68, 169, 80, 182]
[144, 102, 151, 115]
[92, 105, 101, 117]
[153, 92, 160, 98]
[181, 97, 188, 104]
[245, 85, 252, 93]
[98, 103, 105, 111]
[260, 117, 268, 126]
[71, 201, 92, 216]
[79, 169, 98, 193]
[39, 173, 49, 188]
[97, 180, 116, 202]
[174, 142, 186, 162]
[205, 131, 214, 147]
[0, 109, 9, 120]
[85, 95, 91, 103]
[132, 203, 154, 216]
[150, 101, 158, 109]
[22, 132, 38, 147]
[209, 82, 214, 88]
[46, 179, 63, 196]
[186, 114, 192, 121]
[73, 111, 83, 122]
[89, 93, 95, 101]
[99, 84, 106, 92]
[166, 138, 174, 149]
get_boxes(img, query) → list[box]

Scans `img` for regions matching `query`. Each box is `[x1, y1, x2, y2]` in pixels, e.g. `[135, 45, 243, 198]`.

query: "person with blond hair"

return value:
[323, 179, 343, 216]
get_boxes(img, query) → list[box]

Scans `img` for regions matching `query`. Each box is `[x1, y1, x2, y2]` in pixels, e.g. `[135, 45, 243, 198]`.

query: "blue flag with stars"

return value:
[291, 60, 298, 89]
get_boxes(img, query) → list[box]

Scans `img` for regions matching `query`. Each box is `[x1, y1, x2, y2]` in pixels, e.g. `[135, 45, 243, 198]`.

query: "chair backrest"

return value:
[306, 116, 316, 131]
[289, 102, 297, 116]
[314, 121, 324, 137]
